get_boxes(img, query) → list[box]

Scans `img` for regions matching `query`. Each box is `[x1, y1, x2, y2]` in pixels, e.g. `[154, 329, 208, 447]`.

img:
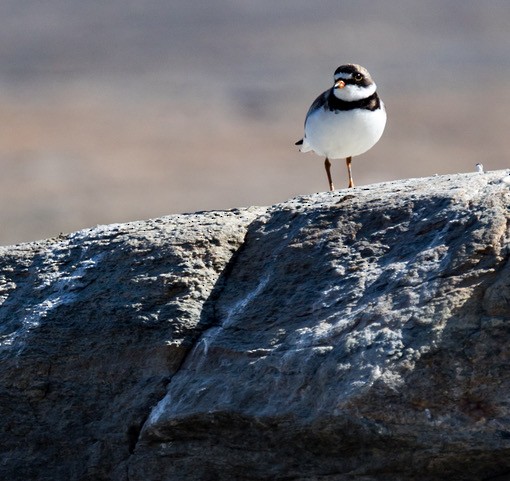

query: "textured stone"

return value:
[2, 171, 510, 480]
[0, 208, 264, 480]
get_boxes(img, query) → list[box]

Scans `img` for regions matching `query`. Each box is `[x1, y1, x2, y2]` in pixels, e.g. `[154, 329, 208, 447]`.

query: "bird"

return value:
[296, 64, 386, 190]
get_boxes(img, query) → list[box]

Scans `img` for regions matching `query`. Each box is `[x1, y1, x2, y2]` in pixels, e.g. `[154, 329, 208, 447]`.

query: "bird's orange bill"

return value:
[334, 80, 346, 89]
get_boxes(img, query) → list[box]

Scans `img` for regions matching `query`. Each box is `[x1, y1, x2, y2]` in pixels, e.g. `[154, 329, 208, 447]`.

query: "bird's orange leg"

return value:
[324, 158, 334, 191]
[346, 156, 354, 188]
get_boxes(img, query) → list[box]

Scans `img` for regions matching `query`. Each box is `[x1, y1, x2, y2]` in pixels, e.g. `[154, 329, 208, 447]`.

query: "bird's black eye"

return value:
[354, 73, 364, 81]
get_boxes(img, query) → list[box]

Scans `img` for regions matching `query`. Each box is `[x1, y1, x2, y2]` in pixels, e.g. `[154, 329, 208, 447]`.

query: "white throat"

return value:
[333, 82, 377, 102]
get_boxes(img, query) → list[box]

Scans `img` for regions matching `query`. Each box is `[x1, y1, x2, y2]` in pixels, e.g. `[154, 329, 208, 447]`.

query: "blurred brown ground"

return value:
[0, 0, 509, 245]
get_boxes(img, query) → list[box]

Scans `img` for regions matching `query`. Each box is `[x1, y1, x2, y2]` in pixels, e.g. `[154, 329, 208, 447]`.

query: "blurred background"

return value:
[1, 0, 509, 245]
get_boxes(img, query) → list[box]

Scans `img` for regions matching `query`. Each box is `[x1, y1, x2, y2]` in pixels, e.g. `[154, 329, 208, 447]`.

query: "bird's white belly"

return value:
[304, 105, 386, 159]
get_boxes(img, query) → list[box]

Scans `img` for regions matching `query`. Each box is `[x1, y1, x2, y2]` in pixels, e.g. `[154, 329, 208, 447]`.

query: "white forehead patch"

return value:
[334, 72, 353, 81]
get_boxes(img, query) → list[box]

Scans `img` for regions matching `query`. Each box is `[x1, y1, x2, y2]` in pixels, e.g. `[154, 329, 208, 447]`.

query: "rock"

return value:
[0, 208, 264, 480]
[2, 171, 510, 481]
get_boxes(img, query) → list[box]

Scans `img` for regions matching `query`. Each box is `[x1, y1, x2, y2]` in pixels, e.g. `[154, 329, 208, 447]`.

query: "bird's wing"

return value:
[305, 90, 329, 120]
[295, 89, 329, 152]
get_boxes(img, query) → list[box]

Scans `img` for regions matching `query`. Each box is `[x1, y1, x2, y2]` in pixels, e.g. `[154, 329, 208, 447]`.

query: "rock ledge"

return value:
[2, 171, 510, 481]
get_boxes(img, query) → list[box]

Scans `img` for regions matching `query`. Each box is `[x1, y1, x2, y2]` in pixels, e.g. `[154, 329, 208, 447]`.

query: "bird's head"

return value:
[332, 64, 376, 101]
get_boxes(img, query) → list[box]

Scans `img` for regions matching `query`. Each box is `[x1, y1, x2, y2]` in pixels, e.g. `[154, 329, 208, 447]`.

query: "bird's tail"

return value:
[295, 138, 312, 153]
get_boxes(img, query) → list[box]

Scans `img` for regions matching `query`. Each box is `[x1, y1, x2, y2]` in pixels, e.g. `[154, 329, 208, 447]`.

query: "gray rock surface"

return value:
[0, 208, 263, 480]
[2, 171, 510, 480]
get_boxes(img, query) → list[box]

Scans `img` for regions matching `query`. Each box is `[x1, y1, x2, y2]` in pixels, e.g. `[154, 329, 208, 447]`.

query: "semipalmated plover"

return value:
[296, 64, 386, 190]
